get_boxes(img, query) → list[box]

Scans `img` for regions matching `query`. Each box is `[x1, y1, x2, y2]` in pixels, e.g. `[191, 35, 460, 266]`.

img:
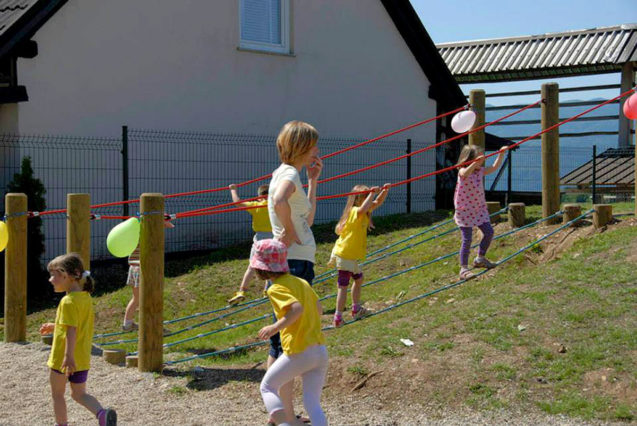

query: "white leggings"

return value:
[260, 344, 328, 426]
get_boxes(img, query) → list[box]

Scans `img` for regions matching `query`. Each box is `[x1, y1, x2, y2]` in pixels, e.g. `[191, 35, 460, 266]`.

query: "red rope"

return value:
[172, 89, 635, 219]
[35, 106, 465, 216]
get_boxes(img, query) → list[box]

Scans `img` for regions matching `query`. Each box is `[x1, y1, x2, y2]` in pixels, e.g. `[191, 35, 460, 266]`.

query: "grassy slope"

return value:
[3, 203, 636, 421]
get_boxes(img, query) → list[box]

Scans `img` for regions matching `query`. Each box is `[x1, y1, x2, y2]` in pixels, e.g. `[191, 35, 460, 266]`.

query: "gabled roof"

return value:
[561, 147, 634, 186]
[381, 0, 465, 109]
[0, 0, 67, 59]
[437, 24, 637, 83]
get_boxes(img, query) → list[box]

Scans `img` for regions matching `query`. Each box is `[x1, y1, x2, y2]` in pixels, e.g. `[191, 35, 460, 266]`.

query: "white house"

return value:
[0, 0, 467, 259]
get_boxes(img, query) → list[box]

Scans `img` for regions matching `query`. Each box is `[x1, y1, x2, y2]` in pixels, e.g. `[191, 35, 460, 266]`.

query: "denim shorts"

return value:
[268, 259, 315, 358]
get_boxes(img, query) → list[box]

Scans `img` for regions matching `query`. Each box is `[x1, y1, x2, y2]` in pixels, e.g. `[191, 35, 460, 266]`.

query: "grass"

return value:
[2, 202, 635, 421]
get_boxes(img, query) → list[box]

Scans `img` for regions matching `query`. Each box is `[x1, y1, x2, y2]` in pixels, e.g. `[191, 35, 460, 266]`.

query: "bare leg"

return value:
[70, 382, 103, 416]
[239, 266, 256, 292]
[351, 276, 364, 307]
[124, 286, 139, 322]
[335, 286, 347, 313]
[50, 370, 68, 425]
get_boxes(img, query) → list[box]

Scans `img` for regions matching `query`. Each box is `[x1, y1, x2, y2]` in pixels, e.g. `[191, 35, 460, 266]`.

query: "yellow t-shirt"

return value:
[332, 206, 369, 260]
[245, 200, 272, 233]
[47, 292, 94, 372]
[267, 274, 325, 355]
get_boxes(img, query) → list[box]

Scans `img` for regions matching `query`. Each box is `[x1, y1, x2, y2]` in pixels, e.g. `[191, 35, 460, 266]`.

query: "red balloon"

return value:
[623, 92, 637, 120]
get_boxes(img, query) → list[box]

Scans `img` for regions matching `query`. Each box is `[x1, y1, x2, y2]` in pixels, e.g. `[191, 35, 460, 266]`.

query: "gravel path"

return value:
[1, 342, 629, 425]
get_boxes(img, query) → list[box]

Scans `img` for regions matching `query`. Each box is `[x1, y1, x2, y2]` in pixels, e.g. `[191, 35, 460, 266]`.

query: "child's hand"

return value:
[370, 186, 381, 194]
[382, 183, 391, 191]
[499, 146, 509, 152]
[258, 324, 278, 340]
[61, 356, 76, 376]
[228, 184, 237, 190]
[39, 323, 55, 335]
[306, 157, 323, 180]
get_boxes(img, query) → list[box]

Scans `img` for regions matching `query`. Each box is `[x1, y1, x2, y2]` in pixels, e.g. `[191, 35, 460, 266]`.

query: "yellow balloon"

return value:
[106, 218, 141, 258]
[0, 221, 8, 252]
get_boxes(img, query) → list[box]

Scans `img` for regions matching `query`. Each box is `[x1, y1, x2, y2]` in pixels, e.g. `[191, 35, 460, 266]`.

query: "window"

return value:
[240, 0, 290, 54]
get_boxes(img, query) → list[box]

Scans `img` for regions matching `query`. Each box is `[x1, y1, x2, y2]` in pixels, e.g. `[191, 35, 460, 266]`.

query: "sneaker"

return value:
[97, 408, 117, 426]
[459, 267, 475, 280]
[121, 322, 138, 332]
[352, 306, 371, 320]
[333, 316, 344, 328]
[473, 257, 497, 269]
[227, 291, 246, 305]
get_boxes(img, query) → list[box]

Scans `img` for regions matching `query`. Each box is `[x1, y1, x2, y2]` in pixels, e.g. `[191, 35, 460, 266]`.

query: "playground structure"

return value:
[3, 83, 634, 372]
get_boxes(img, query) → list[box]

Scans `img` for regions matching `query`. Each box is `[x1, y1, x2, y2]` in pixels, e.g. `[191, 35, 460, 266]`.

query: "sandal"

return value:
[473, 257, 497, 269]
[459, 268, 474, 280]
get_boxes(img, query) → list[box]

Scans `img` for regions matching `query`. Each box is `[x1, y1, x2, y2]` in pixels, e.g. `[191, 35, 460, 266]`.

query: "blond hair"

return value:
[456, 144, 484, 166]
[335, 185, 370, 234]
[47, 252, 94, 293]
[276, 121, 319, 164]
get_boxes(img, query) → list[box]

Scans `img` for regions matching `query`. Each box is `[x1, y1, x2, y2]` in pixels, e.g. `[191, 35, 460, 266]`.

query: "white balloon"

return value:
[451, 110, 477, 134]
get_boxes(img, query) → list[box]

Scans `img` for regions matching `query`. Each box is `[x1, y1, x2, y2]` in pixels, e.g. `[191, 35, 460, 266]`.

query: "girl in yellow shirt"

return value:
[39, 253, 116, 426]
[330, 183, 390, 327]
[252, 239, 328, 426]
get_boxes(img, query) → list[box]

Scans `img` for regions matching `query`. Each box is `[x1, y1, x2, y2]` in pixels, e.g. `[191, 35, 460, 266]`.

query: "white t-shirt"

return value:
[268, 164, 316, 263]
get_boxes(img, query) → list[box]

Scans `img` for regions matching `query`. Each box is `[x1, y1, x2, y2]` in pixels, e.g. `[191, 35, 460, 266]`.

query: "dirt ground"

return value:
[0, 342, 628, 426]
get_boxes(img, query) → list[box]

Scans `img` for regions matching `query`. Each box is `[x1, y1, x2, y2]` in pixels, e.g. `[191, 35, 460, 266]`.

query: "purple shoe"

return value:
[97, 408, 117, 426]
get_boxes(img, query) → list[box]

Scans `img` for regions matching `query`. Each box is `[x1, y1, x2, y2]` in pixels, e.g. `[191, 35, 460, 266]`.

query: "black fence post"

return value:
[122, 125, 129, 217]
[592, 145, 597, 204]
[406, 138, 412, 214]
[506, 149, 512, 205]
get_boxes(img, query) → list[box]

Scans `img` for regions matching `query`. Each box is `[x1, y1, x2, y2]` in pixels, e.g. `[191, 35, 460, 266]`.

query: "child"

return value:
[330, 184, 390, 327]
[39, 253, 117, 426]
[454, 144, 508, 279]
[227, 183, 273, 304]
[266, 120, 322, 423]
[253, 239, 328, 426]
[122, 219, 174, 332]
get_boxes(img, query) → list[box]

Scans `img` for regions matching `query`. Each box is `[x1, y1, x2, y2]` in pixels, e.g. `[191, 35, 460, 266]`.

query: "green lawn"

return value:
[3, 202, 636, 421]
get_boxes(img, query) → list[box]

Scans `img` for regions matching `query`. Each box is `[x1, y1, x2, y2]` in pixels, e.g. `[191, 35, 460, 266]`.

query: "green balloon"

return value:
[106, 218, 140, 257]
[0, 221, 8, 252]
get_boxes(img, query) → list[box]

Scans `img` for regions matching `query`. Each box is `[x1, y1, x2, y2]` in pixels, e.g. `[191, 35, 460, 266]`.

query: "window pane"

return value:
[241, 0, 281, 44]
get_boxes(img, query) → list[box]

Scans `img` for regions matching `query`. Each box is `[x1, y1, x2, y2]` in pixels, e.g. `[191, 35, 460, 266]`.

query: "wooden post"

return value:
[618, 63, 634, 148]
[138, 193, 165, 372]
[66, 194, 91, 269]
[4, 193, 28, 342]
[486, 201, 501, 223]
[508, 203, 525, 228]
[635, 130, 637, 217]
[562, 204, 582, 226]
[469, 89, 485, 150]
[541, 83, 560, 224]
[593, 204, 612, 229]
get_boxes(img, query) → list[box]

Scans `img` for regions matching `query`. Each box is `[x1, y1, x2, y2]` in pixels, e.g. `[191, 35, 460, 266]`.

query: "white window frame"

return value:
[239, 0, 290, 55]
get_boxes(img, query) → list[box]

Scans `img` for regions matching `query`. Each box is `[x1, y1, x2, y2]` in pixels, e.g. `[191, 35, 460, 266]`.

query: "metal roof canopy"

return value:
[437, 24, 637, 83]
[561, 147, 635, 187]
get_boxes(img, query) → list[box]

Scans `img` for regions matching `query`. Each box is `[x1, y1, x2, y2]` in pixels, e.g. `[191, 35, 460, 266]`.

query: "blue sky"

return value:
[410, 0, 637, 103]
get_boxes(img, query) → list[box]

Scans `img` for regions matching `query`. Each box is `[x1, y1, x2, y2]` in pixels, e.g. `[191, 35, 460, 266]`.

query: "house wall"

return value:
[10, 0, 443, 259]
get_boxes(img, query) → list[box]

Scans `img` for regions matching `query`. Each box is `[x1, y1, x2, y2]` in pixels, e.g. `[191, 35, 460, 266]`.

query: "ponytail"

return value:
[81, 273, 95, 293]
[48, 253, 95, 293]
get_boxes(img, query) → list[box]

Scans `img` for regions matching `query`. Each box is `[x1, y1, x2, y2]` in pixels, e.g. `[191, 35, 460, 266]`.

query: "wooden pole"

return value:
[541, 83, 560, 224]
[593, 204, 612, 229]
[66, 194, 91, 269]
[138, 193, 164, 372]
[469, 89, 485, 150]
[562, 204, 582, 226]
[508, 203, 525, 228]
[618, 63, 634, 148]
[4, 193, 28, 342]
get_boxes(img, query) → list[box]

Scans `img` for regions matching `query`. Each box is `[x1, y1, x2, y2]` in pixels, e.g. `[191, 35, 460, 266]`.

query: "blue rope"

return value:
[164, 209, 587, 365]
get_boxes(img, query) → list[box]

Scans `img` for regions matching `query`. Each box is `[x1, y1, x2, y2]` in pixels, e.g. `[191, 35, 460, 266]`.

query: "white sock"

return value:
[123, 319, 133, 327]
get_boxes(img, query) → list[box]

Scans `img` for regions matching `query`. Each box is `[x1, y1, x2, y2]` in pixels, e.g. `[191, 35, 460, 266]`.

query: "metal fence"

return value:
[0, 129, 435, 261]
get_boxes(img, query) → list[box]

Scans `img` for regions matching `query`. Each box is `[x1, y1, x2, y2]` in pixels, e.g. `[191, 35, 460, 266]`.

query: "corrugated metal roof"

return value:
[0, 1, 37, 35]
[561, 147, 635, 186]
[438, 24, 637, 83]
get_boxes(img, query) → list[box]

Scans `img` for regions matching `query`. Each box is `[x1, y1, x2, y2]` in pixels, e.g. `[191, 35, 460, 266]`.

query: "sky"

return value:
[410, 0, 637, 103]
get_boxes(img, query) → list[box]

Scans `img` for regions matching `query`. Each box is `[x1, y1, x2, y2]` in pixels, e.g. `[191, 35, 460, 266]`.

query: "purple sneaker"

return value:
[97, 408, 117, 426]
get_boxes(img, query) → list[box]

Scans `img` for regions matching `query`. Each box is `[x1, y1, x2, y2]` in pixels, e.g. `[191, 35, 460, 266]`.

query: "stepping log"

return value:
[125, 355, 138, 368]
[593, 204, 612, 229]
[487, 201, 501, 223]
[562, 204, 582, 226]
[41, 334, 53, 345]
[103, 349, 126, 365]
[508, 203, 525, 228]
